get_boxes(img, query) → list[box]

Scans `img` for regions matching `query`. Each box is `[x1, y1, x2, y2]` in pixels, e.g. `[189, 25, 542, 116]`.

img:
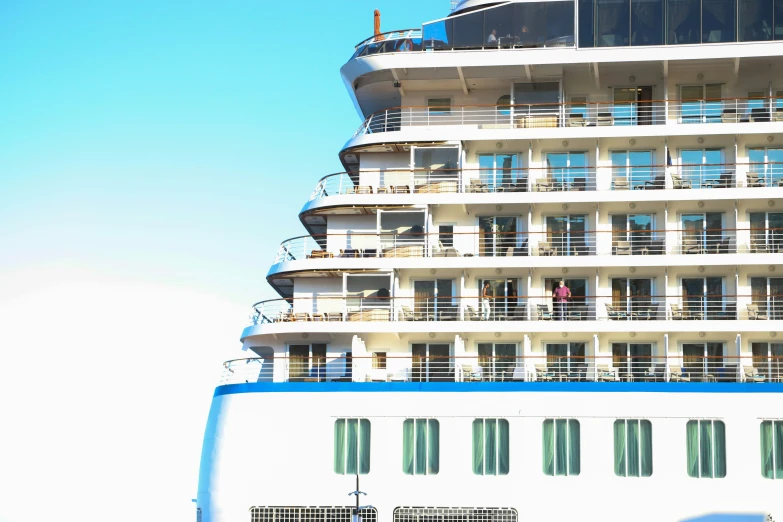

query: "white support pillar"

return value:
[736, 334, 742, 381]
[593, 334, 600, 381]
[664, 268, 669, 319]
[664, 334, 670, 381]
[527, 269, 533, 321]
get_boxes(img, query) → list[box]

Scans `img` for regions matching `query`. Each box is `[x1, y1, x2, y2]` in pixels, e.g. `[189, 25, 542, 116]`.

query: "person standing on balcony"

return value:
[552, 280, 571, 320]
[482, 281, 492, 320]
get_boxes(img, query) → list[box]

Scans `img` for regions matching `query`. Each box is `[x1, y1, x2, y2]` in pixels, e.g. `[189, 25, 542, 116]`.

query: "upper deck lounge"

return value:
[351, 0, 783, 61]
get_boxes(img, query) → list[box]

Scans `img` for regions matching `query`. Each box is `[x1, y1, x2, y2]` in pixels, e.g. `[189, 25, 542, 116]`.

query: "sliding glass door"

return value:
[546, 342, 586, 375]
[681, 212, 724, 253]
[683, 342, 724, 381]
[751, 342, 783, 381]
[611, 278, 654, 317]
[478, 278, 522, 320]
[612, 343, 653, 380]
[413, 280, 455, 320]
[478, 343, 518, 381]
[682, 277, 725, 319]
[546, 215, 588, 255]
[545, 152, 589, 190]
[611, 150, 655, 189]
[479, 153, 522, 190]
[412, 343, 451, 382]
[479, 216, 519, 256]
[750, 277, 783, 319]
[749, 212, 783, 253]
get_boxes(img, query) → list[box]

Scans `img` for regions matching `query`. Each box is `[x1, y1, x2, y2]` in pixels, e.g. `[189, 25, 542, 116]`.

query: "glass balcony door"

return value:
[613, 87, 654, 125]
[546, 215, 587, 255]
[681, 212, 724, 253]
[611, 150, 655, 189]
[479, 278, 521, 320]
[683, 342, 724, 381]
[478, 343, 518, 381]
[412, 343, 451, 382]
[545, 152, 588, 190]
[612, 343, 653, 380]
[681, 277, 725, 319]
[611, 278, 654, 316]
[611, 213, 654, 252]
[413, 280, 455, 320]
[546, 342, 586, 376]
[750, 212, 783, 252]
[680, 84, 722, 123]
[479, 153, 522, 191]
[751, 342, 783, 382]
[750, 277, 783, 319]
[748, 148, 783, 185]
[680, 149, 723, 188]
[479, 216, 519, 256]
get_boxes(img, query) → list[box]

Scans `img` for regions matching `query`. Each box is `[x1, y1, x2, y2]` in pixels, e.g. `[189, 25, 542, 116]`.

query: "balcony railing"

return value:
[352, 97, 783, 137]
[671, 97, 783, 125]
[221, 354, 783, 385]
[309, 163, 780, 200]
[271, 227, 783, 264]
[249, 294, 774, 325]
[352, 29, 423, 58]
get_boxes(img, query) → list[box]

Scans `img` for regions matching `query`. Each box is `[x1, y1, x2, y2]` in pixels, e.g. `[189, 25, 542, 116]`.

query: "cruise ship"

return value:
[197, 1, 783, 521]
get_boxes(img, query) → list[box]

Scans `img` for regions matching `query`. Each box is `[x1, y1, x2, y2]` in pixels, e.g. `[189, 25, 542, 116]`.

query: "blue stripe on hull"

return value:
[214, 381, 783, 397]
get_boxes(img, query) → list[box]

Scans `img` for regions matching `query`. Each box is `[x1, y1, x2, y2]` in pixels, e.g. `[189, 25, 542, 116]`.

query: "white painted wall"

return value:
[198, 389, 783, 522]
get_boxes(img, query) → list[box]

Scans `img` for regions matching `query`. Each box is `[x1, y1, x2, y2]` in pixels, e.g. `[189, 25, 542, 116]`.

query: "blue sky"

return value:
[0, 2, 446, 522]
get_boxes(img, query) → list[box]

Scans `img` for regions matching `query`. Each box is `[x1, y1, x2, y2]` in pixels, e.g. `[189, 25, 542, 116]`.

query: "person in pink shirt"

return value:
[552, 280, 571, 320]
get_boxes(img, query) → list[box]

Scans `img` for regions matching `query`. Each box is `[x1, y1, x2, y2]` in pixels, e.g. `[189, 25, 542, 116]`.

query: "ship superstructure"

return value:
[198, 1, 783, 521]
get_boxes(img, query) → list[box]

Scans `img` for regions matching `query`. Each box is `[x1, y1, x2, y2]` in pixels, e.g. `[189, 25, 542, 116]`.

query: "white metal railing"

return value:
[221, 354, 783, 384]
[352, 97, 783, 137]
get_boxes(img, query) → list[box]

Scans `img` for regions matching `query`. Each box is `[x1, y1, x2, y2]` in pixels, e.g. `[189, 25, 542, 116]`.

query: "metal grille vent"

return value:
[393, 507, 518, 522]
[250, 507, 378, 522]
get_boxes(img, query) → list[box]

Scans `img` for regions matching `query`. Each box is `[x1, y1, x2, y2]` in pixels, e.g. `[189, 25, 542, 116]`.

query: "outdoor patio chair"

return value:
[605, 303, 627, 320]
[596, 364, 619, 382]
[537, 304, 553, 321]
[538, 241, 557, 256]
[468, 178, 488, 193]
[747, 303, 769, 320]
[534, 364, 555, 382]
[669, 364, 690, 382]
[743, 366, 765, 383]
[747, 172, 765, 187]
[615, 240, 632, 255]
[461, 365, 483, 382]
[433, 240, 461, 258]
[670, 304, 685, 320]
[613, 178, 629, 190]
[672, 173, 692, 189]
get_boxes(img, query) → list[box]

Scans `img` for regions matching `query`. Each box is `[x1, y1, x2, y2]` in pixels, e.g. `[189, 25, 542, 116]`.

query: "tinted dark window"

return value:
[596, 0, 630, 46]
[632, 0, 664, 45]
[579, 0, 596, 46]
[739, 0, 774, 41]
[703, 0, 736, 42]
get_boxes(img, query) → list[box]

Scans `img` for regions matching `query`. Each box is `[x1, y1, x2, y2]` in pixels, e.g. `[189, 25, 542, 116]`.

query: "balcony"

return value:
[248, 294, 772, 325]
[269, 226, 783, 264]
[309, 162, 780, 201]
[221, 354, 783, 385]
[351, 97, 783, 138]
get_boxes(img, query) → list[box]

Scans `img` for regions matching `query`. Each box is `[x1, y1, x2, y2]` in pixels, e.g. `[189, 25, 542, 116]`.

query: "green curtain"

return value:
[627, 420, 640, 477]
[428, 419, 440, 475]
[775, 421, 783, 479]
[415, 419, 427, 475]
[359, 419, 371, 474]
[346, 419, 358, 474]
[498, 419, 510, 475]
[485, 419, 497, 475]
[700, 421, 714, 478]
[334, 419, 346, 474]
[543, 419, 554, 476]
[555, 419, 567, 475]
[472, 419, 484, 475]
[760, 421, 774, 479]
[402, 419, 414, 475]
[686, 421, 699, 477]
[713, 421, 726, 478]
[568, 419, 581, 476]
[640, 420, 653, 477]
[614, 420, 627, 476]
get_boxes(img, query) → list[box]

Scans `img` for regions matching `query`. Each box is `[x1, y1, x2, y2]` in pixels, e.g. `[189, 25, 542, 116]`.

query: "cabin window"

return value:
[686, 420, 726, 478]
[372, 352, 387, 369]
[760, 420, 783, 479]
[334, 419, 371, 475]
[427, 98, 451, 115]
[472, 418, 509, 475]
[613, 419, 653, 477]
[438, 225, 454, 247]
[402, 419, 439, 475]
[543, 419, 580, 476]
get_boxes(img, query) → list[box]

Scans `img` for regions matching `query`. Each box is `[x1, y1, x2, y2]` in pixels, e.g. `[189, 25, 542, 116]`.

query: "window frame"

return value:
[472, 418, 510, 475]
[686, 419, 726, 478]
[542, 418, 581, 476]
[402, 418, 440, 475]
[760, 419, 783, 479]
[427, 97, 452, 115]
[334, 418, 371, 475]
[613, 419, 653, 477]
